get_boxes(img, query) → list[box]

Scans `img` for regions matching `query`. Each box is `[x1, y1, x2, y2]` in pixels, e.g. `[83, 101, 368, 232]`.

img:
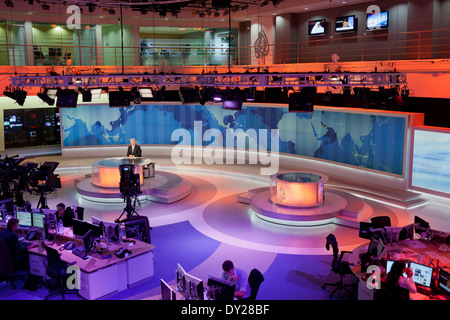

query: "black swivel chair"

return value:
[322, 234, 355, 298]
[43, 245, 78, 300]
[0, 239, 25, 289]
[75, 206, 84, 221]
[371, 216, 392, 228]
[245, 268, 264, 300]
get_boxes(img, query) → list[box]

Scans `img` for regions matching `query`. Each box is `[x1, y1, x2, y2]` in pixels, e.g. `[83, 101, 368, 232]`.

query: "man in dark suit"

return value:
[127, 138, 142, 158]
[0, 218, 37, 269]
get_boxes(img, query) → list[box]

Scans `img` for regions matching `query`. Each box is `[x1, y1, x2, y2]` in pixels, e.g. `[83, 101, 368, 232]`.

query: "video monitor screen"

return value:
[308, 19, 326, 36]
[335, 15, 356, 33]
[3, 108, 60, 149]
[410, 262, 434, 288]
[32, 212, 46, 228]
[438, 268, 450, 296]
[16, 211, 32, 227]
[367, 11, 388, 30]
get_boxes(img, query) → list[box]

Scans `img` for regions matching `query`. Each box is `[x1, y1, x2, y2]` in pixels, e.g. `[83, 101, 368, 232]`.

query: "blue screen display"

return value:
[61, 104, 406, 175]
[412, 130, 450, 194]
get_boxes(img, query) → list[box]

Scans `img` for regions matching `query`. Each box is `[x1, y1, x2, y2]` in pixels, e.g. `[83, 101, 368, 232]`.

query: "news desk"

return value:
[27, 232, 155, 300]
[348, 239, 450, 300]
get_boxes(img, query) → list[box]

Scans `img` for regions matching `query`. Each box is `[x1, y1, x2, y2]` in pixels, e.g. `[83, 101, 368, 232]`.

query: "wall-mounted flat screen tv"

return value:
[335, 15, 356, 33]
[366, 11, 388, 30]
[308, 19, 326, 36]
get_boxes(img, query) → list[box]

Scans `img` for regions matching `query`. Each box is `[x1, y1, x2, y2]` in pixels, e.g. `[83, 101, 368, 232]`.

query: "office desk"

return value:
[348, 239, 449, 300]
[28, 235, 155, 300]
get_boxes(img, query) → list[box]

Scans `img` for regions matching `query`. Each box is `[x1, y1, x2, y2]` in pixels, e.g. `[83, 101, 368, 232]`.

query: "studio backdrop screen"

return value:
[411, 129, 450, 195]
[61, 104, 406, 175]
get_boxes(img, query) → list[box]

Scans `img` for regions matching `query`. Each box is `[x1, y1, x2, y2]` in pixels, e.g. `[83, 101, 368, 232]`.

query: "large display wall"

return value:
[411, 128, 450, 195]
[61, 104, 407, 175]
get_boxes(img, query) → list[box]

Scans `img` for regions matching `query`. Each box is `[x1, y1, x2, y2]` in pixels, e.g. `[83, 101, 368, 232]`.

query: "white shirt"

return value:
[398, 276, 417, 294]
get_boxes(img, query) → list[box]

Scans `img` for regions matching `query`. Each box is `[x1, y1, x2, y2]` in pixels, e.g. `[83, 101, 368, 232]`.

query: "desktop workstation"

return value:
[159, 263, 237, 301]
[0, 203, 155, 300]
[349, 216, 450, 300]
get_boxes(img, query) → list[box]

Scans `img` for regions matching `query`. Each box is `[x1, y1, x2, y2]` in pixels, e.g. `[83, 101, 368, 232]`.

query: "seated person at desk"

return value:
[56, 203, 75, 228]
[385, 260, 417, 294]
[221, 260, 251, 299]
[127, 138, 142, 158]
[0, 218, 37, 269]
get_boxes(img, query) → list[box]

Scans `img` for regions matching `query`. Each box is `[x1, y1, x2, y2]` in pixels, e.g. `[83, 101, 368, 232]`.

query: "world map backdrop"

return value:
[61, 104, 406, 175]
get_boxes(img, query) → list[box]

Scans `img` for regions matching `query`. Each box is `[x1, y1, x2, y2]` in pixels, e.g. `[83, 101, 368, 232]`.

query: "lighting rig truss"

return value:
[9, 72, 407, 90]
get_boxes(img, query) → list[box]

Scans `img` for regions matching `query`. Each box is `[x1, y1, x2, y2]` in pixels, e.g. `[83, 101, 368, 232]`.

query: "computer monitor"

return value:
[0, 199, 14, 217]
[399, 223, 415, 241]
[176, 263, 188, 292]
[359, 222, 374, 240]
[32, 212, 46, 228]
[438, 268, 450, 296]
[410, 262, 434, 288]
[72, 219, 103, 238]
[375, 239, 386, 259]
[91, 216, 105, 235]
[16, 210, 32, 227]
[384, 227, 403, 243]
[386, 260, 409, 277]
[161, 279, 176, 300]
[414, 216, 430, 230]
[367, 237, 379, 254]
[185, 274, 204, 300]
[82, 229, 96, 256]
[207, 276, 235, 301]
[124, 216, 151, 244]
[103, 221, 120, 242]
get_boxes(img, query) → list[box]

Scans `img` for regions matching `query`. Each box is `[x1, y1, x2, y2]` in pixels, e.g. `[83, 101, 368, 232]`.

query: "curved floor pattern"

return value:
[12, 165, 449, 300]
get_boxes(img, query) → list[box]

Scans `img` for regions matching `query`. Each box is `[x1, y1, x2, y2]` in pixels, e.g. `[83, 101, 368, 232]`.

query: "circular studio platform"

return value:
[237, 171, 372, 227]
[75, 157, 192, 204]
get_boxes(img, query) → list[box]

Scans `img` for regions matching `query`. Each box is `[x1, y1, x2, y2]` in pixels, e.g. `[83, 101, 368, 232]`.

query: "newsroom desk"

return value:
[348, 239, 450, 300]
[27, 231, 155, 300]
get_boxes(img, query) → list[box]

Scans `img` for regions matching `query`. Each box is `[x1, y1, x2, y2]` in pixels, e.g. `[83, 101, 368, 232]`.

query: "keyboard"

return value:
[72, 247, 86, 259]
[20, 241, 33, 247]
[416, 285, 432, 296]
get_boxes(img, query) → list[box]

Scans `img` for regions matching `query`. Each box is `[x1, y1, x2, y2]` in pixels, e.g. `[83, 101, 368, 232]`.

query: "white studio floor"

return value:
[2, 153, 450, 300]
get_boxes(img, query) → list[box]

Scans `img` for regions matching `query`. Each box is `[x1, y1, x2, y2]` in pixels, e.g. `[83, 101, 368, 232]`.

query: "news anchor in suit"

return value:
[127, 138, 142, 158]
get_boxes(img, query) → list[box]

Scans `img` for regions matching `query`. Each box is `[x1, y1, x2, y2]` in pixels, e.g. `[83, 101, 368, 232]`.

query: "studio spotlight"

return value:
[222, 100, 242, 110]
[244, 87, 256, 102]
[38, 89, 55, 106]
[288, 87, 316, 113]
[179, 86, 200, 104]
[109, 87, 132, 108]
[56, 89, 78, 108]
[4, 89, 27, 106]
[81, 89, 92, 102]
[139, 87, 154, 98]
[87, 3, 96, 13]
[323, 90, 333, 102]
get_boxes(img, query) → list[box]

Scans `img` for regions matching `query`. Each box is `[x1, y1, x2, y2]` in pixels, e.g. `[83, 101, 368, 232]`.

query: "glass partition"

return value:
[32, 22, 96, 66]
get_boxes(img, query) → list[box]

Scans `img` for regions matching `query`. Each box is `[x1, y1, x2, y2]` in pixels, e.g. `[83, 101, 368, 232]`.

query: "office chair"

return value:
[43, 245, 78, 300]
[0, 239, 26, 289]
[75, 206, 84, 221]
[322, 234, 355, 298]
[374, 283, 410, 301]
[371, 216, 392, 228]
[245, 268, 264, 300]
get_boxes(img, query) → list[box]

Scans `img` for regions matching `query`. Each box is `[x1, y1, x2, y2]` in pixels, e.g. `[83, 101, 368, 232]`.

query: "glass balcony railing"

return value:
[1, 28, 450, 68]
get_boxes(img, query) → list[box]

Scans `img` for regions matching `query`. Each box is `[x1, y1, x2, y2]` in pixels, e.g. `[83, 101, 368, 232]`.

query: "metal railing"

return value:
[1, 28, 450, 69]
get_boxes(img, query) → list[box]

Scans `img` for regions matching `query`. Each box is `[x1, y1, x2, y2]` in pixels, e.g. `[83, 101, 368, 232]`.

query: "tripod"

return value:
[115, 193, 139, 223]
